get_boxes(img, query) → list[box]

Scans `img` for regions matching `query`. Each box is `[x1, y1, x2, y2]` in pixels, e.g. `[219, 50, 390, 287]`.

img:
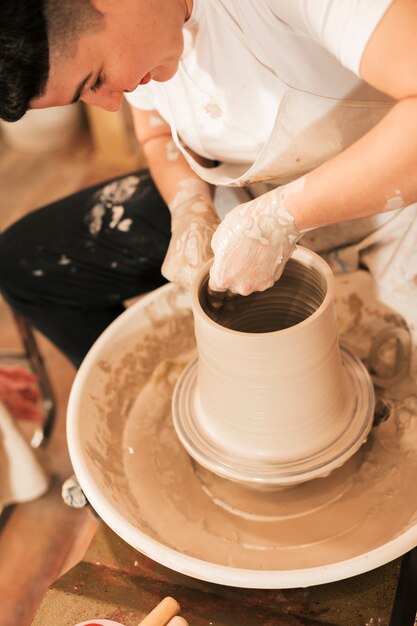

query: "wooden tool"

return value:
[138, 597, 181, 626]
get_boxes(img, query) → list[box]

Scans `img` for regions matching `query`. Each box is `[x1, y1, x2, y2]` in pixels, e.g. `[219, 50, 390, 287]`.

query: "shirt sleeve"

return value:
[266, 0, 393, 76]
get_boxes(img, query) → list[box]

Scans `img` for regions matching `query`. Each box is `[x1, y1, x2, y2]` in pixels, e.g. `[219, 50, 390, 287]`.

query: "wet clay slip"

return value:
[66, 275, 417, 588]
[173, 247, 375, 486]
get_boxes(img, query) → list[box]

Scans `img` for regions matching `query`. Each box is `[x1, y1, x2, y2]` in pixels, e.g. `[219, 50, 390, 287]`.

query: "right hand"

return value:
[162, 197, 219, 290]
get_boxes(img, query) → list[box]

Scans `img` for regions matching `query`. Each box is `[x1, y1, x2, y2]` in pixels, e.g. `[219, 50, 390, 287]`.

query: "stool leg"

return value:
[389, 547, 417, 626]
[12, 312, 56, 448]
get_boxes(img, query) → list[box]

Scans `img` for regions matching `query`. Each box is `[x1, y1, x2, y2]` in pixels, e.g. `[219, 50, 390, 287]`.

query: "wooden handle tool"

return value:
[138, 596, 181, 626]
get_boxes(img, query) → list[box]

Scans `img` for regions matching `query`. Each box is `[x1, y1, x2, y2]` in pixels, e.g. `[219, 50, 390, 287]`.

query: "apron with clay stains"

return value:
[164, 0, 417, 313]
[164, 0, 393, 187]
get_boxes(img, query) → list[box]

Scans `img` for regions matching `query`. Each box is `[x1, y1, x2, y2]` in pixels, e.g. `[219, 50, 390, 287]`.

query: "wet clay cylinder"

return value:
[191, 247, 351, 463]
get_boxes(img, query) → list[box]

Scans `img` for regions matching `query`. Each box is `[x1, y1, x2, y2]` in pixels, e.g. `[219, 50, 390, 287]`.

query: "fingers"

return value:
[209, 204, 301, 295]
[162, 221, 217, 289]
[206, 285, 228, 310]
[210, 232, 268, 294]
[167, 617, 189, 626]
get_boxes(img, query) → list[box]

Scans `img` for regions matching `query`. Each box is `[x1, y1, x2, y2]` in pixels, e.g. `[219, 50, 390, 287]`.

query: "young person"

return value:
[0, 0, 416, 366]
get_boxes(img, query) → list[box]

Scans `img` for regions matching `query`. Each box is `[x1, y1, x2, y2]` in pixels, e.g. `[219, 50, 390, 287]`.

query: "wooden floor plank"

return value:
[0, 487, 91, 626]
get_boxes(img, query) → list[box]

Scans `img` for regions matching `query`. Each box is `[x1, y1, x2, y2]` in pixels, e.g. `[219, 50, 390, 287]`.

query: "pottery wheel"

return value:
[68, 275, 417, 588]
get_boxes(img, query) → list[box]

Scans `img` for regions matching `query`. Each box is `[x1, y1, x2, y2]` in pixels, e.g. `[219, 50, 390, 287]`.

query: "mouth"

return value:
[124, 72, 152, 93]
[139, 72, 151, 85]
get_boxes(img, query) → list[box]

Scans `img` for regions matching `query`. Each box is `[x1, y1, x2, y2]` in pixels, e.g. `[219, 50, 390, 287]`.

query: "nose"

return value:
[81, 90, 124, 112]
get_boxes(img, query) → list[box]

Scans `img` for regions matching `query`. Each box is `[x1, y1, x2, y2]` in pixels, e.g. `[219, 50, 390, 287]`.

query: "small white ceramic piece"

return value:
[173, 247, 375, 486]
[0, 400, 49, 512]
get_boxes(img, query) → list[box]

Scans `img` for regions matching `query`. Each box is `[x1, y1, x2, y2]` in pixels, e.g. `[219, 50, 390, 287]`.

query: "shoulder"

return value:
[260, 0, 394, 77]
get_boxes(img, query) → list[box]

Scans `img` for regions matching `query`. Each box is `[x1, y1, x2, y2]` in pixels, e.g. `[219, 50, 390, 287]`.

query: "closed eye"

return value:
[91, 74, 105, 93]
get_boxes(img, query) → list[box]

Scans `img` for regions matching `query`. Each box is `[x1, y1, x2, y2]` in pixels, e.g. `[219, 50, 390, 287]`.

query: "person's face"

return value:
[31, 0, 192, 112]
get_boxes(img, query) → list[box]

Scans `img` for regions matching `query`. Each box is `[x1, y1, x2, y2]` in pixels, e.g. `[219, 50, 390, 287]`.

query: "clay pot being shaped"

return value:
[173, 246, 375, 487]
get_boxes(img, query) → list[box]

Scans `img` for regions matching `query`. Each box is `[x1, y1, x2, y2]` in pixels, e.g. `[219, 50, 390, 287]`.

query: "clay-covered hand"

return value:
[161, 183, 220, 290]
[167, 617, 189, 626]
[209, 187, 302, 295]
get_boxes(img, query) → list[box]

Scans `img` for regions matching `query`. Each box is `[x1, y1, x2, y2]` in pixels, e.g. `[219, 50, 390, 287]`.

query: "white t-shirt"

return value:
[126, 0, 392, 166]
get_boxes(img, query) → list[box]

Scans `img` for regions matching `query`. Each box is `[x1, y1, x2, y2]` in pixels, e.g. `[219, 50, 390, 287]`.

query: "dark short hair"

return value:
[0, 0, 49, 122]
[0, 0, 102, 123]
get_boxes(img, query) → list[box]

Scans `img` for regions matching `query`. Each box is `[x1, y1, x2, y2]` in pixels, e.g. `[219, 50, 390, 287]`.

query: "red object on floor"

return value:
[0, 364, 43, 422]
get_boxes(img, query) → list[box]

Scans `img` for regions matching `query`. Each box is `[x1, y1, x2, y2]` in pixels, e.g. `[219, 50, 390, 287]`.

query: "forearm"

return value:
[144, 134, 215, 208]
[149, 136, 220, 288]
[208, 98, 417, 294]
[130, 106, 215, 212]
[130, 105, 219, 288]
[285, 97, 417, 230]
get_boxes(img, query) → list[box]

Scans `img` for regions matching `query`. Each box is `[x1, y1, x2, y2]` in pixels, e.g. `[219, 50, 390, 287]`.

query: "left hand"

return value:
[209, 188, 302, 295]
